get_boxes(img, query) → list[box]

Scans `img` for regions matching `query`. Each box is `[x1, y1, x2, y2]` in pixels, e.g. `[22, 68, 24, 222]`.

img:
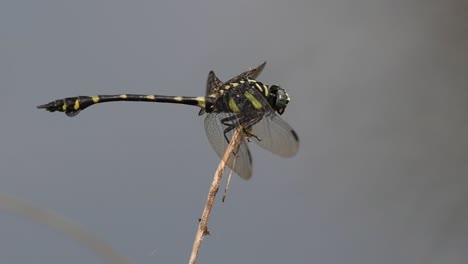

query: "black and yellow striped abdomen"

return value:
[37, 94, 209, 117]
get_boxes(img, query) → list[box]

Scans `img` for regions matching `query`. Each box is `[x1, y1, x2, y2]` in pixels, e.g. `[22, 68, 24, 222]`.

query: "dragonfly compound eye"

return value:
[268, 85, 290, 114]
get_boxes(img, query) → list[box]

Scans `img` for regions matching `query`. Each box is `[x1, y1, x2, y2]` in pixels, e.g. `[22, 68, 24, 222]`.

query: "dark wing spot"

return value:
[291, 129, 299, 142]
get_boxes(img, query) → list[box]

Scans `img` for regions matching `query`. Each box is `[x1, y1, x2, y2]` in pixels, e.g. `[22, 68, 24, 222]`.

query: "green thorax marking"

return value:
[206, 78, 270, 113]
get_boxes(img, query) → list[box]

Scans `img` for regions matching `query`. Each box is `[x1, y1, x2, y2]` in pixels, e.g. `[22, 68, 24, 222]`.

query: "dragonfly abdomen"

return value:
[37, 94, 208, 117]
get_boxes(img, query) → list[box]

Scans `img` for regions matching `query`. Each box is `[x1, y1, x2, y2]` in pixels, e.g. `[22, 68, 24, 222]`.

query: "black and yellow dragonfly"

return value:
[37, 62, 299, 179]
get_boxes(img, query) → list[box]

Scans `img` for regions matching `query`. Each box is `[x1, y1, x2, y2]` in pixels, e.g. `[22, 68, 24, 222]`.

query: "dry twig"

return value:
[0, 193, 131, 264]
[189, 128, 243, 264]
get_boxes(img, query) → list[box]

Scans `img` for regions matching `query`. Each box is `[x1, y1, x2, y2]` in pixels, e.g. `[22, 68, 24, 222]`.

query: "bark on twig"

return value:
[189, 128, 243, 264]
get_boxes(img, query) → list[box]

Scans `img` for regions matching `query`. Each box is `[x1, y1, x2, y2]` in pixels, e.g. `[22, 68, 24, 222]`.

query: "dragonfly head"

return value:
[268, 85, 290, 115]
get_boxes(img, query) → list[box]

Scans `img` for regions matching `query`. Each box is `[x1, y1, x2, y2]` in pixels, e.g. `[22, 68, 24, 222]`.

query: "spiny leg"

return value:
[220, 115, 244, 143]
[220, 113, 264, 144]
[240, 115, 264, 142]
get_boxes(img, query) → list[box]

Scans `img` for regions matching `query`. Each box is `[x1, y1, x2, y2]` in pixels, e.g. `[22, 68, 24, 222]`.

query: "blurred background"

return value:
[1, 0, 467, 263]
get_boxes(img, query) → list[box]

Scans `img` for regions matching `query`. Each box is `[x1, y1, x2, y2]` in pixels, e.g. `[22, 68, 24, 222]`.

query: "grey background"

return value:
[1, 0, 467, 263]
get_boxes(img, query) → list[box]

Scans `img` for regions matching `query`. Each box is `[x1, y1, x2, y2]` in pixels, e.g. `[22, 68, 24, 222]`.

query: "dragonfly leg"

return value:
[221, 115, 242, 143]
[241, 115, 264, 142]
[221, 115, 240, 126]
[222, 125, 244, 156]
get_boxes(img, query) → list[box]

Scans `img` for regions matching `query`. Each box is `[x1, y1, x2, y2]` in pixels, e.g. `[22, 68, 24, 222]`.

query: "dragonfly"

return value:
[37, 62, 299, 179]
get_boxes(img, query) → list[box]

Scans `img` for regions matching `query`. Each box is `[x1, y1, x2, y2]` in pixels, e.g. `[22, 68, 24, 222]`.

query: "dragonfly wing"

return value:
[206, 71, 224, 95]
[199, 71, 224, 115]
[204, 112, 253, 180]
[225, 61, 267, 84]
[250, 112, 299, 157]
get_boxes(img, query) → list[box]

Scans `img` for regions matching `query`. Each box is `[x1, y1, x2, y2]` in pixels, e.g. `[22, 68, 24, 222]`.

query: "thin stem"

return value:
[222, 155, 237, 203]
[189, 128, 243, 264]
[0, 193, 131, 264]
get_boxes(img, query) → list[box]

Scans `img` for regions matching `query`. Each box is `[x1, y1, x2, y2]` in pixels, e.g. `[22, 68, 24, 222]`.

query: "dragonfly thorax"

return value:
[204, 79, 291, 116]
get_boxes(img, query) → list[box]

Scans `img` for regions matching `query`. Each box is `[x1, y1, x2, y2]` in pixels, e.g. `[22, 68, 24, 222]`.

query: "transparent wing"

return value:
[244, 86, 300, 157]
[250, 112, 299, 157]
[225, 61, 267, 84]
[204, 112, 253, 180]
[205, 71, 224, 95]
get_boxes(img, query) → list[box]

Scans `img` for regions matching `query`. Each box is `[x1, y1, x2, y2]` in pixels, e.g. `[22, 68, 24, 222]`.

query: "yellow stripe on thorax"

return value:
[228, 98, 241, 113]
[255, 83, 263, 93]
[263, 85, 269, 96]
[244, 91, 263, 110]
